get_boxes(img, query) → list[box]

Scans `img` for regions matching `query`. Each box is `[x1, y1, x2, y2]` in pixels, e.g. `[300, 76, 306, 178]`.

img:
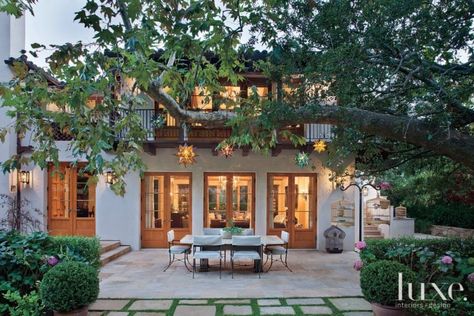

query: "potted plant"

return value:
[40, 261, 99, 316]
[221, 220, 243, 239]
[360, 260, 416, 316]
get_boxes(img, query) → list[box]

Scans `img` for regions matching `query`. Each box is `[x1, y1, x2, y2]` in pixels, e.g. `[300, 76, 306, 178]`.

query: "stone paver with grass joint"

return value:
[88, 297, 372, 315]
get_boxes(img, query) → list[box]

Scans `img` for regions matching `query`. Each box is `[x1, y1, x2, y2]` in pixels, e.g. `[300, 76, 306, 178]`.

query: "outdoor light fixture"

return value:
[105, 171, 117, 185]
[295, 152, 310, 168]
[220, 144, 234, 158]
[176, 144, 198, 167]
[313, 139, 327, 153]
[19, 170, 30, 185]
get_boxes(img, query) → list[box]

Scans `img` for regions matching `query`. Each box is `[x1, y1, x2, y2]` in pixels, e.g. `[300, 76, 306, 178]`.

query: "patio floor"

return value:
[99, 249, 362, 299]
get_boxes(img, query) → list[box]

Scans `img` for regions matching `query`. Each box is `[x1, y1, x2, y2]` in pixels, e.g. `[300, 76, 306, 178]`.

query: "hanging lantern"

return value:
[295, 152, 310, 168]
[19, 170, 30, 185]
[220, 144, 234, 158]
[313, 139, 327, 153]
[176, 144, 197, 167]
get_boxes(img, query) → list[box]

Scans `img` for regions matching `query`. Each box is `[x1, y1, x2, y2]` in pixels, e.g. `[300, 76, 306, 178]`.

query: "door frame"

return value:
[203, 172, 256, 229]
[141, 172, 192, 248]
[47, 163, 96, 237]
[266, 173, 317, 248]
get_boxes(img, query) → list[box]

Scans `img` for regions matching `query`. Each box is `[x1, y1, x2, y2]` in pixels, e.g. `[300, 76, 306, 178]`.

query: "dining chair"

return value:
[203, 228, 222, 235]
[264, 231, 292, 272]
[163, 230, 191, 272]
[230, 236, 262, 279]
[192, 235, 223, 279]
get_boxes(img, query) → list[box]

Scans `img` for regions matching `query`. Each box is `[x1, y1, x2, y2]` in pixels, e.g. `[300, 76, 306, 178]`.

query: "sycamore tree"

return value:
[0, 0, 473, 195]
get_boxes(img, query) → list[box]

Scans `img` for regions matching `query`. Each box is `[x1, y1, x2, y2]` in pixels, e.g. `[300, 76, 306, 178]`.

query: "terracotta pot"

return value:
[371, 303, 408, 316]
[54, 306, 88, 316]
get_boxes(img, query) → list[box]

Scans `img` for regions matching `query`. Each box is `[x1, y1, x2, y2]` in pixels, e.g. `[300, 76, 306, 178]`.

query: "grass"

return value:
[94, 296, 372, 315]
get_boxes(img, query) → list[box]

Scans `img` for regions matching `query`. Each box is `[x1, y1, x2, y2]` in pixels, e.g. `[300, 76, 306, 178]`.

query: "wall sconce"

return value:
[105, 171, 117, 185]
[19, 170, 30, 185]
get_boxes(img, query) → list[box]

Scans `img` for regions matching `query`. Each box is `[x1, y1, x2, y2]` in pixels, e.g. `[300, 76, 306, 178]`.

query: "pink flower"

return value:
[441, 255, 453, 265]
[353, 260, 363, 271]
[468, 273, 474, 283]
[355, 241, 367, 250]
[47, 256, 59, 266]
[379, 182, 391, 190]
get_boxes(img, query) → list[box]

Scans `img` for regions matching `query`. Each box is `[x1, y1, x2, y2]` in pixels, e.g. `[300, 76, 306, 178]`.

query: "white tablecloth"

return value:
[180, 234, 284, 246]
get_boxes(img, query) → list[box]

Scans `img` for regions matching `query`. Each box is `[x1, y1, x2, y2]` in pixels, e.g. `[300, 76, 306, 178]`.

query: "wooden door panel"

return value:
[48, 164, 96, 237]
[267, 173, 317, 248]
[141, 173, 192, 248]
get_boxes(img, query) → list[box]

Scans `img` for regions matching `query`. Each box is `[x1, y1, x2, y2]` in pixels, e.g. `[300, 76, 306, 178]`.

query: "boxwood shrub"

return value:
[51, 236, 101, 269]
[40, 261, 99, 312]
[360, 260, 416, 306]
[0, 231, 101, 314]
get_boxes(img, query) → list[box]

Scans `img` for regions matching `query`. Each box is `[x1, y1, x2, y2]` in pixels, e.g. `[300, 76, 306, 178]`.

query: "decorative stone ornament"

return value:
[313, 139, 327, 153]
[176, 144, 198, 167]
[295, 152, 310, 168]
[220, 144, 234, 158]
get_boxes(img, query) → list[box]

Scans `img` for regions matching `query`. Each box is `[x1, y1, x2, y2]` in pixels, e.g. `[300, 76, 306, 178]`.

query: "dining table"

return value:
[179, 234, 285, 272]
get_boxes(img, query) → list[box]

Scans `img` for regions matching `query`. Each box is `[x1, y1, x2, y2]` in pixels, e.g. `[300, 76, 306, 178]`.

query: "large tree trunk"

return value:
[149, 84, 474, 169]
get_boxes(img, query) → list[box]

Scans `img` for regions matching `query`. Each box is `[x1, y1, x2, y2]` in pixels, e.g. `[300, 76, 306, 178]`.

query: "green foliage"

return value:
[360, 260, 416, 306]
[0, 231, 100, 313]
[3, 290, 43, 316]
[360, 237, 474, 315]
[40, 261, 99, 312]
[51, 236, 101, 269]
[222, 220, 244, 235]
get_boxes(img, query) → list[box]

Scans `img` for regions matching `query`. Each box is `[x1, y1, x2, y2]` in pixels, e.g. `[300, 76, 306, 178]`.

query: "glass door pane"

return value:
[232, 176, 253, 228]
[145, 175, 164, 229]
[75, 172, 96, 218]
[207, 176, 227, 228]
[170, 175, 190, 228]
[294, 176, 314, 230]
[50, 166, 72, 219]
[269, 176, 289, 229]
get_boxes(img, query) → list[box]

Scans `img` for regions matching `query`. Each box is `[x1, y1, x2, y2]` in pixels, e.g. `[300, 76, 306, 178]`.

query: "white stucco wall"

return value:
[140, 148, 356, 250]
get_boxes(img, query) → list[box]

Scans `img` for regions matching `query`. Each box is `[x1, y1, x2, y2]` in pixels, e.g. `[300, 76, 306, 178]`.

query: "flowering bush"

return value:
[0, 231, 100, 314]
[357, 237, 474, 315]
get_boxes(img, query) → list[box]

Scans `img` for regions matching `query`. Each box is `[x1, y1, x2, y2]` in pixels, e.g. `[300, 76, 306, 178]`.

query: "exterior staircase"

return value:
[364, 225, 384, 240]
[100, 240, 131, 266]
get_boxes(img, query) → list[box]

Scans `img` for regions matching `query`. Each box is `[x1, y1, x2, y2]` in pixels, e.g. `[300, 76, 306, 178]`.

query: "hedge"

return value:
[51, 236, 101, 269]
[361, 237, 474, 263]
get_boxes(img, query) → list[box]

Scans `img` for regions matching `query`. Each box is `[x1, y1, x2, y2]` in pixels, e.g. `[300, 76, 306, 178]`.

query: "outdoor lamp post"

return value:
[340, 182, 380, 242]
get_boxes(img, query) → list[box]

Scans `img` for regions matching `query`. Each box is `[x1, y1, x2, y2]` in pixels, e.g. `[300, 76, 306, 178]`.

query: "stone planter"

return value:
[431, 225, 474, 238]
[54, 306, 88, 316]
[371, 303, 408, 316]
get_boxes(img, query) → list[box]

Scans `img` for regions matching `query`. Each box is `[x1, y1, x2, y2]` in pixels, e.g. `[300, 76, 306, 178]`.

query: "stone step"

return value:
[364, 226, 379, 231]
[100, 245, 131, 266]
[365, 230, 382, 235]
[100, 240, 121, 254]
[365, 235, 384, 240]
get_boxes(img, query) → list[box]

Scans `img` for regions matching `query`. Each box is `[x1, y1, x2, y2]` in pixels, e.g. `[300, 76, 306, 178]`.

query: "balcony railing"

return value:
[53, 108, 333, 143]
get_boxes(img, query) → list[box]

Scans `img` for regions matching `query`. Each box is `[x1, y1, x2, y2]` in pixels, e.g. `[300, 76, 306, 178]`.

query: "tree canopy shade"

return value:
[0, 0, 473, 194]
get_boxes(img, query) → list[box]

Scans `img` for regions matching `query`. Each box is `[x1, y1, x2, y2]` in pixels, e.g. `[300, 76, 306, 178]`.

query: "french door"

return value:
[267, 174, 317, 248]
[204, 173, 255, 229]
[48, 164, 96, 236]
[141, 173, 192, 248]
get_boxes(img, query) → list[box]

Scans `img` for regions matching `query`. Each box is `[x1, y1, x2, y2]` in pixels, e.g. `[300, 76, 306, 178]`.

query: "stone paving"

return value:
[89, 297, 373, 315]
[99, 249, 361, 298]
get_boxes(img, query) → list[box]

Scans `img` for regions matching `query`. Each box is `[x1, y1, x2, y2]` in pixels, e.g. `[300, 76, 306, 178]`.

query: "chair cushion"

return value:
[265, 246, 286, 255]
[170, 245, 190, 254]
[232, 251, 261, 260]
[193, 251, 221, 259]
